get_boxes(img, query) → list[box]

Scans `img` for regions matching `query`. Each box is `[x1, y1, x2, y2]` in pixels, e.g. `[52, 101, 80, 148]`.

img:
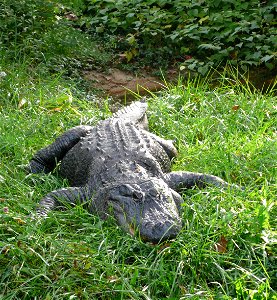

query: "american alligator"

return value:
[29, 101, 233, 243]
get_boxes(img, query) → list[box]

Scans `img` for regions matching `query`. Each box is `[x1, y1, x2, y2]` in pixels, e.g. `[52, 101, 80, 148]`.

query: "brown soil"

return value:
[82, 66, 276, 99]
[248, 67, 276, 92]
[82, 68, 169, 98]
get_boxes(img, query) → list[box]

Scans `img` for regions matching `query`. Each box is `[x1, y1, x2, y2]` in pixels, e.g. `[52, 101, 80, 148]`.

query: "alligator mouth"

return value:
[138, 220, 182, 243]
[128, 223, 179, 243]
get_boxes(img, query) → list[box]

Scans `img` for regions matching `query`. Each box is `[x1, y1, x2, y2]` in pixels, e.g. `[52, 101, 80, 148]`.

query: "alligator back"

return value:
[60, 118, 171, 187]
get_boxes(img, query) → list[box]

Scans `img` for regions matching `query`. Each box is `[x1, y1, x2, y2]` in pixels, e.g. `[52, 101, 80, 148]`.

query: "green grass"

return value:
[0, 62, 276, 299]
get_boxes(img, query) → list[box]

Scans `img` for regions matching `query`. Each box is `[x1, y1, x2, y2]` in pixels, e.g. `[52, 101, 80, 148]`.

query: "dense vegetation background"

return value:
[0, 0, 276, 74]
[0, 1, 276, 299]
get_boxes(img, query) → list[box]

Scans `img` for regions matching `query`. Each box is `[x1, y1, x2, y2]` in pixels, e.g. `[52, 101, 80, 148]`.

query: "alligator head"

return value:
[99, 178, 183, 243]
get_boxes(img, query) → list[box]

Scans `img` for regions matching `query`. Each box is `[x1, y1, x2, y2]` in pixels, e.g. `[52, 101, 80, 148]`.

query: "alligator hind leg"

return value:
[165, 171, 233, 191]
[147, 132, 178, 159]
[28, 125, 93, 174]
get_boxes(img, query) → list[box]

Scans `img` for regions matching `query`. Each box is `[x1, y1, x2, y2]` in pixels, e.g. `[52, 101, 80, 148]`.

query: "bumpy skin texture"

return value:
[29, 101, 232, 243]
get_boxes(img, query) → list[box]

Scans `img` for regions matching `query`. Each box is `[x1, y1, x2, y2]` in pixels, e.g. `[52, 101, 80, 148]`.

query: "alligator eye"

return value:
[132, 191, 143, 202]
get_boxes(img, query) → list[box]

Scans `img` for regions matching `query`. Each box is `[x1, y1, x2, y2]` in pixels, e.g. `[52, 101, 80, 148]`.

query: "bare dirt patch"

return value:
[82, 66, 275, 99]
[82, 68, 170, 98]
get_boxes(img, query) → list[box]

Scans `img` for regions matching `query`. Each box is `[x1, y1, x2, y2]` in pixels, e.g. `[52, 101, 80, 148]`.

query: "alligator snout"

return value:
[139, 219, 182, 243]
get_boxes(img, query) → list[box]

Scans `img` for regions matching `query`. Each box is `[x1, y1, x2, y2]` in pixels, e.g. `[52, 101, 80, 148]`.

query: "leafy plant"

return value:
[82, 0, 276, 73]
[0, 0, 58, 48]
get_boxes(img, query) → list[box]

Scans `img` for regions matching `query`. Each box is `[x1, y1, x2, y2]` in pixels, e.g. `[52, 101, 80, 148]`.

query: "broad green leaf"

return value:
[198, 44, 221, 50]
[261, 55, 274, 63]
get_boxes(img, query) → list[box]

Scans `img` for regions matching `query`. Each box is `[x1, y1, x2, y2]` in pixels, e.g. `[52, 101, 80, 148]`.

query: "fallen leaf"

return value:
[1, 245, 10, 255]
[214, 235, 228, 253]
[158, 243, 171, 252]
[185, 55, 193, 60]
[64, 13, 78, 21]
[107, 275, 119, 283]
[18, 98, 28, 109]
[129, 225, 135, 236]
[13, 217, 26, 225]
[232, 105, 240, 111]
[51, 107, 62, 112]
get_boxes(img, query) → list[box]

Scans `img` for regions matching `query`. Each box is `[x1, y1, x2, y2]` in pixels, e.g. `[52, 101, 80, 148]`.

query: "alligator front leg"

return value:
[164, 171, 233, 191]
[29, 125, 93, 173]
[35, 186, 92, 217]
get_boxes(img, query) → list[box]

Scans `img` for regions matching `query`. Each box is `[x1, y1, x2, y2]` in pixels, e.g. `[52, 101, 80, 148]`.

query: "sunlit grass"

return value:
[0, 63, 276, 299]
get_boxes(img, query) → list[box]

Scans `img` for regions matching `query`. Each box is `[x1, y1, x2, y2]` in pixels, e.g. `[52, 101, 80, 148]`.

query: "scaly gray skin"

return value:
[28, 101, 232, 243]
